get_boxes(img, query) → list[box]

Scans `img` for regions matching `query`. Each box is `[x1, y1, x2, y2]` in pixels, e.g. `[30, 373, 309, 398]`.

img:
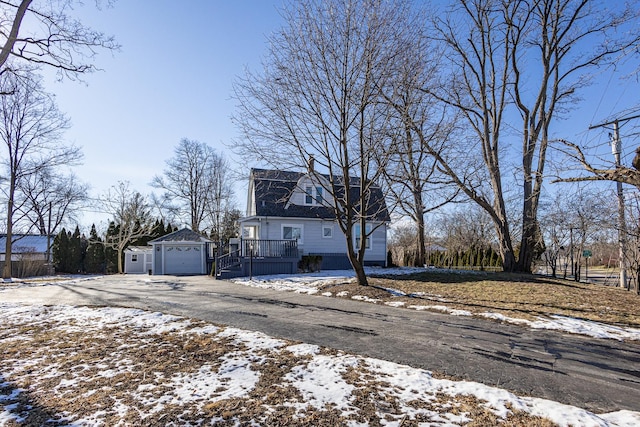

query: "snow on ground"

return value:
[231, 267, 640, 341]
[4, 268, 640, 341]
[1, 303, 639, 426]
[1, 275, 101, 288]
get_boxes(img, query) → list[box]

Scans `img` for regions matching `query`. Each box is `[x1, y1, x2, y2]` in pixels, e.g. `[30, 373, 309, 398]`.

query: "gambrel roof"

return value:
[249, 168, 390, 222]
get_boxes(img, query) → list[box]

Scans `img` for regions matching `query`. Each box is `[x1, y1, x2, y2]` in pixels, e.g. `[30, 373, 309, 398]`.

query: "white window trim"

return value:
[303, 184, 324, 206]
[242, 224, 260, 239]
[322, 225, 333, 238]
[304, 186, 314, 205]
[315, 186, 323, 204]
[282, 223, 304, 244]
[354, 223, 372, 250]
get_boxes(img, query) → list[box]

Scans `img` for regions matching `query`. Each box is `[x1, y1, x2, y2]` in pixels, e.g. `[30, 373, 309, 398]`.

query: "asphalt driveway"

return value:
[2, 274, 639, 413]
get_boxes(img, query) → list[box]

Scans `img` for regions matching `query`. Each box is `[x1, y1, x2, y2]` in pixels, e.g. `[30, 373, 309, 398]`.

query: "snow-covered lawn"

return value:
[1, 303, 638, 426]
[231, 267, 640, 341]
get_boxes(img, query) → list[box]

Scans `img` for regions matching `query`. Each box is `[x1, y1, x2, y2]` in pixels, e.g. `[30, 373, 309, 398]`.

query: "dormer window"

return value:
[305, 186, 313, 204]
[304, 185, 323, 205]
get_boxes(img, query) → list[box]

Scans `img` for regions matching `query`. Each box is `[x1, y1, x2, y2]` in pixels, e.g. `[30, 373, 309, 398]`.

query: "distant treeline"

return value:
[391, 245, 503, 269]
[428, 247, 503, 269]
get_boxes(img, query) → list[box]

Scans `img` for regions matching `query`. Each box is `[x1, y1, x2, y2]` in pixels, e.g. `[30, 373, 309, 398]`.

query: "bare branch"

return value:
[101, 181, 153, 274]
[0, 0, 119, 80]
[232, 0, 411, 285]
[0, 69, 74, 278]
[553, 139, 640, 188]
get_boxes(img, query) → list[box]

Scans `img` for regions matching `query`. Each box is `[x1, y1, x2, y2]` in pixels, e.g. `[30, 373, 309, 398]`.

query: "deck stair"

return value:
[214, 238, 299, 279]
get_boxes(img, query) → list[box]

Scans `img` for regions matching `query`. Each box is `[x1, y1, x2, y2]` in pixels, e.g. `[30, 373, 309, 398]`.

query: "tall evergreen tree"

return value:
[69, 226, 84, 273]
[104, 221, 119, 274]
[52, 228, 71, 273]
[165, 222, 176, 234]
[151, 219, 166, 240]
[84, 224, 105, 274]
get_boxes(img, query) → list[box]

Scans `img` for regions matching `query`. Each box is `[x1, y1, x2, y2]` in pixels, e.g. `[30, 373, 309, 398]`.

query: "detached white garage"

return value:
[150, 228, 212, 275]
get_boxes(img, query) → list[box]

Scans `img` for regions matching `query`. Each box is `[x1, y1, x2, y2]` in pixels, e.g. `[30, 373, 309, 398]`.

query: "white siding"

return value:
[125, 249, 152, 274]
[258, 217, 386, 261]
[366, 224, 388, 261]
[247, 180, 256, 216]
[290, 176, 334, 207]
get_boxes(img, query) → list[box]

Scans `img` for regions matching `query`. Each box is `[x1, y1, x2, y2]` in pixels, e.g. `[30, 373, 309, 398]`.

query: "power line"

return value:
[589, 113, 640, 290]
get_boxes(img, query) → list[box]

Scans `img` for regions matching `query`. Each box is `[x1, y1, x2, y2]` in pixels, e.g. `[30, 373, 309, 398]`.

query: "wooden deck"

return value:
[214, 239, 299, 279]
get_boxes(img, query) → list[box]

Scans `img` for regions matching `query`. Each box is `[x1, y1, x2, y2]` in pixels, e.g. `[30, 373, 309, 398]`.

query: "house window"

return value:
[282, 224, 303, 244]
[304, 185, 324, 205]
[131, 254, 138, 262]
[322, 225, 333, 238]
[354, 224, 371, 249]
[305, 186, 314, 204]
[242, 225, 258, 239]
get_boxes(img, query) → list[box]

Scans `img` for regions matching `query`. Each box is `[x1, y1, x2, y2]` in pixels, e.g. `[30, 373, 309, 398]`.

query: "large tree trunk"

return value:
[493, 218, 516, 272]
[345, 228, 369, 286]
[416, 213, 426, 267]
[412, 184, 427, 267]
[352, 259, 368, 287]
[517, 215, 538, 273]
[117, 247, 124, 274]
[517, 143, 545, 273]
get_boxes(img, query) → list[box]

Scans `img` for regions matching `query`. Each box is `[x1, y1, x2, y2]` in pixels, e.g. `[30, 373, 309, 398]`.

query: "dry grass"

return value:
[0, 308, 562, 426]
[2, 271, 635, 425]
[321, 270, 640, 328]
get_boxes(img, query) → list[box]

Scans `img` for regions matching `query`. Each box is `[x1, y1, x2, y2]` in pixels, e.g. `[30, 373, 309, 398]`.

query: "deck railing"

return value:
[214, 238, 300, 279]
[216, 249, 242, 272]
[240, 238, 299, 258]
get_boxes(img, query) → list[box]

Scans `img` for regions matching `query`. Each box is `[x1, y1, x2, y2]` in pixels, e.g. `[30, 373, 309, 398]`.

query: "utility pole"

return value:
[589, 114, 640, 289]
[570, 226, 577, 279]
[47, 201, 52, 274]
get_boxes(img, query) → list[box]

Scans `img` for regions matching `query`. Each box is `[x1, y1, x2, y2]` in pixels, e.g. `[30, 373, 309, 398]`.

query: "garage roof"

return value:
[149, 227, 212, 243]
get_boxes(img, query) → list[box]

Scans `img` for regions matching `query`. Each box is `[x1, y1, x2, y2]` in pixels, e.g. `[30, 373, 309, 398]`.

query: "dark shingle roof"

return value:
[251, 168, 390, 221]
[149, 227, 212, 243]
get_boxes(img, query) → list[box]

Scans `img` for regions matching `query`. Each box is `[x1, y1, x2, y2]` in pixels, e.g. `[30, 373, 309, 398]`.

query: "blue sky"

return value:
[41, 1, 285, 230]
[38, 1, 640, 232]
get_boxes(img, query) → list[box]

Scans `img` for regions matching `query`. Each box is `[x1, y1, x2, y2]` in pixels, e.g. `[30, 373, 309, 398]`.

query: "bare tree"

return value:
[422, 0, 640, 273]
[437, 205, 496, 254]
[552, 133, 640, 288]
[0, 0, 119, 80]
[13, 166, 87, 264]
[0, 70, 79, 279]
[623, 193, 640, 294]
[539, 187, 617, 278]
[380, 29, 460, 267]
[16, 167, 88, 234]
[151, 138, 233, 234]
[101, 181, 152, 274]
[539, 193, 571, 278]
[233, 0, 414, 286]
[207, 153, 234, 241]
[387, 220, 424, 267]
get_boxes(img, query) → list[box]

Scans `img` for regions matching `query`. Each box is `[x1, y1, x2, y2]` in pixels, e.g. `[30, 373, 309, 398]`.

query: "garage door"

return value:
[164, 245, 202, 275]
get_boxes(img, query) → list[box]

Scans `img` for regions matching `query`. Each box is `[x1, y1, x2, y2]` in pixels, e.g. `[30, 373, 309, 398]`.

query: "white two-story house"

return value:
[238, 168, 390, 270]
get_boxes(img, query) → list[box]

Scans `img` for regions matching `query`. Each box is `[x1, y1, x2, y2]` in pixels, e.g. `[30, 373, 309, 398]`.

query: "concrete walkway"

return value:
[2, 274, 639, 413]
